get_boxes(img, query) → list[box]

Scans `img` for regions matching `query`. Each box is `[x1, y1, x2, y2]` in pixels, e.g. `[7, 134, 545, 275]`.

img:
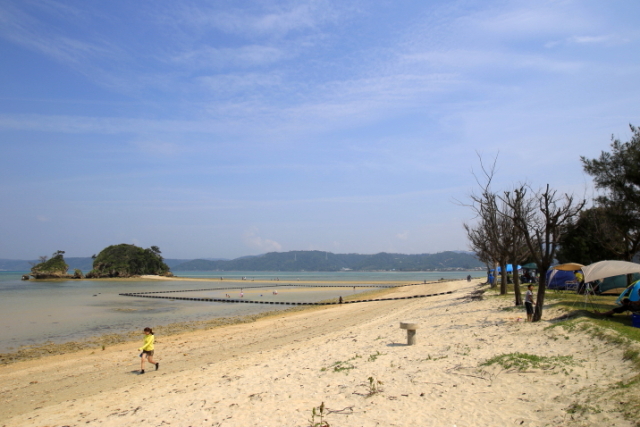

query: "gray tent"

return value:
[582, 260, 640, 283]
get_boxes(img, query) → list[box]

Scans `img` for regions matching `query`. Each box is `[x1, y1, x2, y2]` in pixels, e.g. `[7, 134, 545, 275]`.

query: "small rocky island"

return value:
[29, 250, 79, 279]
[28, 244, 171, 279]
[85, 244, 171, 278]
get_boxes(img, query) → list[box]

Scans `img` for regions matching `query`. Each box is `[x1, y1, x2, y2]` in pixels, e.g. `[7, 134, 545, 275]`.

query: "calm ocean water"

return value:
[0, 270, 476, 352]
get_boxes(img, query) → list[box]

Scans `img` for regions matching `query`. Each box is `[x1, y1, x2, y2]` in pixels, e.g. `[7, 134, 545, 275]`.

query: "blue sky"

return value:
[1, 0, 639, 260]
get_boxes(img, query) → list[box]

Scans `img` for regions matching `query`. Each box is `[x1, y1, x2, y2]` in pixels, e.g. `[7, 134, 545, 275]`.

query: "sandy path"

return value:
[1, 280, 637, 427]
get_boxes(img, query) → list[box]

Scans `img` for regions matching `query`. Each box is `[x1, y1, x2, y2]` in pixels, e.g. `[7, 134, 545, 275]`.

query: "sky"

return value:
[1, 0, 639, 260]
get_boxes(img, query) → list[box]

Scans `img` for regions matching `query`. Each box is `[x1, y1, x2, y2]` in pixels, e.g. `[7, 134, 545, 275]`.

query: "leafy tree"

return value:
[556, 207, 624, 264]
[581, 124, 640, 262]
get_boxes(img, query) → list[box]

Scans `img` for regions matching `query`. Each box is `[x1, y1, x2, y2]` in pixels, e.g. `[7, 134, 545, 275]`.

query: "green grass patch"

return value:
[481, 352, 579, 371]
[368, 351, 384, 362]
[322, 354, 362, 373]
[566, 402, 602, 415]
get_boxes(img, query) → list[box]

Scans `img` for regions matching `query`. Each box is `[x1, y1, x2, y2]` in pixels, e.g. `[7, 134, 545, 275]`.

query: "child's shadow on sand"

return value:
[386, 343, 408, 347]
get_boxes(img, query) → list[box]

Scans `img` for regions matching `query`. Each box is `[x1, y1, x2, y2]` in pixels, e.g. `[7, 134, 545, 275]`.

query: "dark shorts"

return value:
[525, 302, 534, 315]
[142, 350, 154, 357]
[612, 306, 628, 314]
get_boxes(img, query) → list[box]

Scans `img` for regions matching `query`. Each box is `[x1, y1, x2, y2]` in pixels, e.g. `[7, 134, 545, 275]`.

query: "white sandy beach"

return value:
[1, 279, 638, 427]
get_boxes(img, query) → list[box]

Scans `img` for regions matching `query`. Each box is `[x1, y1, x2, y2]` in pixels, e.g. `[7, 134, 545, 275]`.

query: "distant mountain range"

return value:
[0, 251, 482, 272]
[172, 251, 483, 272]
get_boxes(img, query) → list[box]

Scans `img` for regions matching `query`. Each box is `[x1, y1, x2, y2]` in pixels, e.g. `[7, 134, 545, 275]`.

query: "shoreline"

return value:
[0, 282, 404, 366]
[1, 279, 638, 426]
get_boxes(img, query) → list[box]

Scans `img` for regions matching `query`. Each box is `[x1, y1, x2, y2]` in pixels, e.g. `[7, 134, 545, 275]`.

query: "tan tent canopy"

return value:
[553, 263, 585, 271]
[581, 260, 640, 283]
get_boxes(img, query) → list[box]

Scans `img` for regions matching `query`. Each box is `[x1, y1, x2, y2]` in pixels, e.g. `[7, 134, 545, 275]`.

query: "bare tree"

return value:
[463, 154, 530, 300]
[462, 154, 501, 289]
[502, 185, 585, 321]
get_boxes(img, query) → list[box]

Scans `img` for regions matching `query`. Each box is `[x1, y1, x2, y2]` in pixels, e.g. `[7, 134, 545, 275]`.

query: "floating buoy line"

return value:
[119, 282, 454, 305]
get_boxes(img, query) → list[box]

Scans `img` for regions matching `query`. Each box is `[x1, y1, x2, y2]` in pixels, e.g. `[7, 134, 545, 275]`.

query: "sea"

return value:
[0, 270, 477, 353]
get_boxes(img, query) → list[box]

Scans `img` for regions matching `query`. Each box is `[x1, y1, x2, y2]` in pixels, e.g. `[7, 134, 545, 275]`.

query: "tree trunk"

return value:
[513, 265, 522, 305]
[533, 268, 547, 322]
[491, 262, 498, 288]
[500, 263, 508, 295]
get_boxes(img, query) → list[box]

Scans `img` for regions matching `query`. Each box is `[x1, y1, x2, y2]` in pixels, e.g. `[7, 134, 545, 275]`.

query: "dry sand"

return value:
[1, 279, 638, 427]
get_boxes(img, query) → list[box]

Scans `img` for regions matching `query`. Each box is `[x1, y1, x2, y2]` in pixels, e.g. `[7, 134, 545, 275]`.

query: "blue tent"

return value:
[615, 280, 640, 305]
[492, 264, 522, 273]
[546, 269, 578, 290]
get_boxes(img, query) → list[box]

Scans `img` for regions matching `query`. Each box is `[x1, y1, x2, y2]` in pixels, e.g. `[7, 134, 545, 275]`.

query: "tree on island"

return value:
[86, 244, 171, 278]
[31, 250, 70, 279]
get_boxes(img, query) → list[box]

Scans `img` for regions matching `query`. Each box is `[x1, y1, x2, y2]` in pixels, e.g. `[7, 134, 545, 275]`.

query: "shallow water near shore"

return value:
[0, 270, 477, 352]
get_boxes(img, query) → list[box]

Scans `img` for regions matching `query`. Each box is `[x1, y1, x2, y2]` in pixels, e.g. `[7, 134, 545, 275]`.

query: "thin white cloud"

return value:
[133, 141, 184, 157]
[198, 72, 283, 93]
[460, 1, 592, 37]
[175, 0, 340, 38]
[399, 49, 582, 73]
[0, 3, 118, 66]
[396, 231, 408, 241]
[243, 229, 282, 252]
[172, 45, 285, 69]
[546, 34, 629, 48]
[571, 35, 612, 44]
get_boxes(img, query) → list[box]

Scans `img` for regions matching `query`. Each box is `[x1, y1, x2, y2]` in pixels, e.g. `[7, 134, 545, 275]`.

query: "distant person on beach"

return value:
[525, 285, 535, 322]
[594, 298, 640, 317]
[138, 327, 158, 374]
[467, 275, 471, 282]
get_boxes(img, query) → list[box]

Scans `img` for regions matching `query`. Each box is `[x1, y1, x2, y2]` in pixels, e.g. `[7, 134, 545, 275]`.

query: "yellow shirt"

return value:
[139, 334, 155, 351]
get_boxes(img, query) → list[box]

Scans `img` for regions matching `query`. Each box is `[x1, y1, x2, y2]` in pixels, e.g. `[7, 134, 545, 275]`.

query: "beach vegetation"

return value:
[308, 401, 330, 427]
[367, 351, 383, 362]
[85, 243, 170, 278]
[481, 352, 578, 371]
[366, 376, 383, 396]
[566, 402, 602, 415]
[423, 354, 448, 361]
[323, 354, 361, 373]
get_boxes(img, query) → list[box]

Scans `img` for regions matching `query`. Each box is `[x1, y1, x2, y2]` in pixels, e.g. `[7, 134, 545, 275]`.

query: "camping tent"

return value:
[546, 269, 578, 290]
[582, 261, 640, 283]
[552, 263, 585, 271]
[521, 262, 537, 269]
[615, 280, 640, 305]
[598, 273, 640, 294]
[490, 264, 521, 273]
